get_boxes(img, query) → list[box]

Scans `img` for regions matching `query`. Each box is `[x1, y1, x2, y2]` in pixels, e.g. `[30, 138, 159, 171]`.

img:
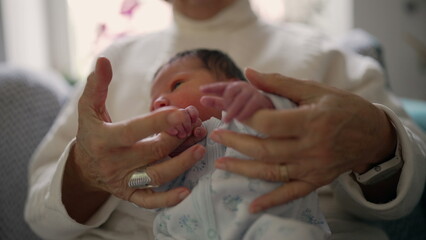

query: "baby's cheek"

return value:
[199, 106, 221, 121]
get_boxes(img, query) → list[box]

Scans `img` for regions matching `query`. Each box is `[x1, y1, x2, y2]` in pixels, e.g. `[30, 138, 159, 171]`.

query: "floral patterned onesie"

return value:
[153, 114, 330, 240]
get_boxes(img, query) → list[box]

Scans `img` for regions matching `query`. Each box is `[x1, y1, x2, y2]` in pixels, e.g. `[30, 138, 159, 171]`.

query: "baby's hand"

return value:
[166, 105, 201, 139]
[166, 105, 207, 157]
[200, 81, 274, 123]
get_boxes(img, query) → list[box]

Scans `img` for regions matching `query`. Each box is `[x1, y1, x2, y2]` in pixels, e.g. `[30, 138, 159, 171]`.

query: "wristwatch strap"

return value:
[353, 141, 403, 185]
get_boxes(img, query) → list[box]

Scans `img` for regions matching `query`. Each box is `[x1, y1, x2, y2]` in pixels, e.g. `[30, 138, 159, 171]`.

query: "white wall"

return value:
[353, 0, 426, 101]
[1, 0, 50, 71]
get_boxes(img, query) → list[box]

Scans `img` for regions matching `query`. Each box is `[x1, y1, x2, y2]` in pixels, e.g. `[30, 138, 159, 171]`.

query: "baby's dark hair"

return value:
[155, 48, 246, 81]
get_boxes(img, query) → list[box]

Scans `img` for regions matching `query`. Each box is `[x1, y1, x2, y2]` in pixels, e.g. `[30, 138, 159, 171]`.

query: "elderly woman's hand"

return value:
[209, 68, 397, 213]
[63, 58, 206, 223]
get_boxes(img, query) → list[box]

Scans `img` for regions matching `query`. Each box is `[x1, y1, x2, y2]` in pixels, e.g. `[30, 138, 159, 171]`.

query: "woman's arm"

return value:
[208, 67, 426, 218]
[25, 58, 206, 239]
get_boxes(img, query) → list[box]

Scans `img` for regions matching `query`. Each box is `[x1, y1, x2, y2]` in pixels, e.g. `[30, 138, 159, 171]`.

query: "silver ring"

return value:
[128, 168, 158, 189]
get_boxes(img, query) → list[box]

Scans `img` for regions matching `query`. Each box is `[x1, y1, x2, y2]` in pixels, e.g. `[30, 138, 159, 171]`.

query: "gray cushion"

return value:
[0, 65, 71, 240]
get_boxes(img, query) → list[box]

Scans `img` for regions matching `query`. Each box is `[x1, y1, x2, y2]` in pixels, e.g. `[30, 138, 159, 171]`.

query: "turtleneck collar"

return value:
[172, 0, 258, 33]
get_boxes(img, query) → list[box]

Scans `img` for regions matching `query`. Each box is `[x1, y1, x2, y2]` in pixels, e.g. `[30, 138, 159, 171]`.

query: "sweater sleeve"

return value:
[315, 40, 426, 220]
[24, 42, 127, 239]
[25, 138, 120, 240]
[332, 104, 426, 220]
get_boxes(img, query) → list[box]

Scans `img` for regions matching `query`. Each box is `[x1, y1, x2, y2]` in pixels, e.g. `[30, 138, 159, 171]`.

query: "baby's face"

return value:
[150, 57, 222, 121]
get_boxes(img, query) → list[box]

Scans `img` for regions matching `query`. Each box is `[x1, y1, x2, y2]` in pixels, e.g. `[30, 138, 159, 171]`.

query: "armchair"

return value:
[0, 65, 71, 240]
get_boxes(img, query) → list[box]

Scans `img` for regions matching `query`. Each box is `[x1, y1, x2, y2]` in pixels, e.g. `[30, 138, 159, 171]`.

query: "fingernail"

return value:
[215, 158, 226, 169]
[246, 67, 260, 75]
[193, 146, 205, 160]
[210, 131, 222, 143]
[245, 68, 264, 82]
[178, 189, 190, 200]
[194, 127, 201, 137]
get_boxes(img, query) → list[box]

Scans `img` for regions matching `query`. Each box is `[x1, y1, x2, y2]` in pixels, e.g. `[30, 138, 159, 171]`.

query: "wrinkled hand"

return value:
[200, 81, 274, 123]
[210, 68, 396, 213]
[66, 57, 206, 219]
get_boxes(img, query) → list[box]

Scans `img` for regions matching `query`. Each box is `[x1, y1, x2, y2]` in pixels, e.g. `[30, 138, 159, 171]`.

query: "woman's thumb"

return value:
[244, 68, 314, 103]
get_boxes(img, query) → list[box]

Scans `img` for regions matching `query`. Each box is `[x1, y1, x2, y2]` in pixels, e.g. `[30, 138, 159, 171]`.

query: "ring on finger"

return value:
[128, 168, 159, 189]
[279, 164, 290, 182]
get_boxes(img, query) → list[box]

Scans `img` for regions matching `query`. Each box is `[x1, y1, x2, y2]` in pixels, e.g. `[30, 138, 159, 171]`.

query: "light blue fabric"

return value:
[401, 98, 426, 131]
[154, 117, 330, 240]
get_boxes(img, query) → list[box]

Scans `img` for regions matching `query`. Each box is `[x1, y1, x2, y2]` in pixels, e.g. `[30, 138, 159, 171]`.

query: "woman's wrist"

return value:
[62, 143, 110, 223]
[350, 107, 402, 203]
[353, 107, 398, 174]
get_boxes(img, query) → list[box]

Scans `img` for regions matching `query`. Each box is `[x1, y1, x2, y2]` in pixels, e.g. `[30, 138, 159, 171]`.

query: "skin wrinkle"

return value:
[74, 142, 105, 191]
[295, 103, 350, 185]
[76, 127, 134, 200]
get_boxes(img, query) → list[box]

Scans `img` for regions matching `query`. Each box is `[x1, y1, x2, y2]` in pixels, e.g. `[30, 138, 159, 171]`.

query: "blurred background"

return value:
[0, 0, 425, 100]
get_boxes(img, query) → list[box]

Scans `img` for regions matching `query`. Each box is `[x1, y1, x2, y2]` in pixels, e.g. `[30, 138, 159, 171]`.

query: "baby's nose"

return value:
[152, 97, 170, 110]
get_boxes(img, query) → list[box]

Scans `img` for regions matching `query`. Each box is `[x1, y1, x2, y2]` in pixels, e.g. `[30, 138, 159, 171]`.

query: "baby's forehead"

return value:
[151, 56, 206, 87]
[167, 55, 205, 70]
[155, 56, 206, 79]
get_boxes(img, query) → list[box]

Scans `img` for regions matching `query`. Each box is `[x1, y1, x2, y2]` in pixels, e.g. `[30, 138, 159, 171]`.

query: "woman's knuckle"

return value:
[256, 119, 273, 134]
[165, 195, 178, 207]
[284, 186, 300, 201]
[119, 123, 135, 146]
[255, 142, 271, 160]
[259, 167, 280, 181]
[151, 142, 169, 160]
[270, 73, 281, 79]
[137, 196, 150, 209]
[101, 163, 118, 179]
[147, 168, 163, 186]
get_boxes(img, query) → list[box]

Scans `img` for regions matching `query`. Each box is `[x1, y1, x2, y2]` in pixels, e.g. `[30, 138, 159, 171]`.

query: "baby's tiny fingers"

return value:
[185, 105, 199, 124]
[200, 96, 225, 110]
[166, 127, 178, 136]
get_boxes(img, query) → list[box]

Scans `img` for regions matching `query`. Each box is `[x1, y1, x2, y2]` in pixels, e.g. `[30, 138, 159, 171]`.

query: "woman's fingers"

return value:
[80, 57, 113, 122]
[214, 156, 320, 213]
[113, 144, 205, 202]
[244, 68, 325, 104]
[140, 144, 206, 186]
[249, 181, 316, 213]
[128, 144, 206, 208]
[215, 158, 289, 182]
[130, 187, 191, 209]
[210, 129, 303, 163]
[105, 107, 193, 147]
[242, 108, 308, 137]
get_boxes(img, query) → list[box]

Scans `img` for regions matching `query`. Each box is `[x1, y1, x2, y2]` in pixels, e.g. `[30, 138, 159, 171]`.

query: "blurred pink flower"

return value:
[120, 0, 140, 18]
